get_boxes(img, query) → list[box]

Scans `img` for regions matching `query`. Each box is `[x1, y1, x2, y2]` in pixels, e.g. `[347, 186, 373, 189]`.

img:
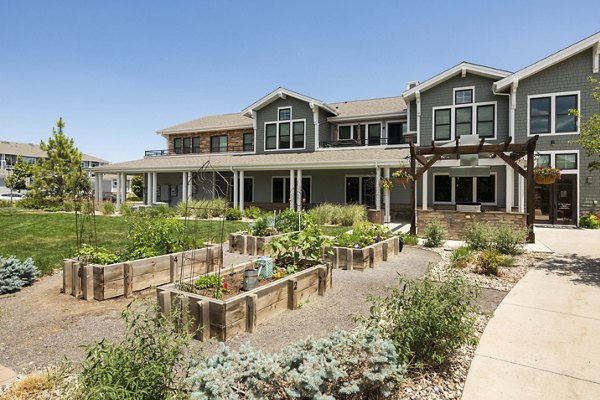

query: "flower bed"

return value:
[325, 236, 400, 270]
[63, 245, 223, 301]
[228, 231, 292, 256]
[157, 261, 332, 341]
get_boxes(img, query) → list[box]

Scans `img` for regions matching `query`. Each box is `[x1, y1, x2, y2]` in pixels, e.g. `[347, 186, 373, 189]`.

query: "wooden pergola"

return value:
[409, 135, 539, 243]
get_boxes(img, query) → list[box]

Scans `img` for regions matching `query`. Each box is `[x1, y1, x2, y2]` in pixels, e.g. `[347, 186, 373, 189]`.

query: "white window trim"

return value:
[270, 175, 312, 203]
[385, 120, 410, 147]
[264, 119, 307, 151]
[535, 150, 580, 174]
[228, 176, 255, 202]
[527, 91, 580, 136]
[210, 135, 229, 153]
[432, 101, 498, 142]
[335, 122, 383, 146]
[453, 86, 476, 105]
[277, 106, 292, 121]
[432, 172, 498, 205]
[344, 175, 375, 205]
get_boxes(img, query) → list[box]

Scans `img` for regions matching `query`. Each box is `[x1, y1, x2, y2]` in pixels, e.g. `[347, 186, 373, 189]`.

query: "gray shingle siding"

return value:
[515, 48, 600, 214]
[318, 110, 330, 147]
[409, 100, 417, 132]
[418, 73, 509, 144]
[255, 97, 315, 154]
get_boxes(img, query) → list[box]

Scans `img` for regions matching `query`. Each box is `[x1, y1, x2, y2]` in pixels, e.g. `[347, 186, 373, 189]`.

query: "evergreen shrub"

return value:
[0, 256, 40, 294]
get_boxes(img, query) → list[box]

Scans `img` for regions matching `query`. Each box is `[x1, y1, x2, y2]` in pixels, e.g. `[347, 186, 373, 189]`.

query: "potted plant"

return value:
[392, 169, 414, 186]
[534, 166, 561, 185]
[379, 178, 394, 191]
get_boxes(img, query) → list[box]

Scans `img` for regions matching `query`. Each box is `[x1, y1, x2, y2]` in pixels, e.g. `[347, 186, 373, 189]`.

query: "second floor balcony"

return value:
[145, 143, 254, 157]
[319, 134, 416, 149]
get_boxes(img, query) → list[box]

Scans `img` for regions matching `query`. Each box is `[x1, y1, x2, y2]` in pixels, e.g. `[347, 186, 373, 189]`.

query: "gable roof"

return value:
[157, 113, 253, 135]
[494, 31, 600, 92]
[241, 87, 339, 116]
[402, 62, 512, 101]
[328, 96, 406, 121]
[0, 140, 108, 163]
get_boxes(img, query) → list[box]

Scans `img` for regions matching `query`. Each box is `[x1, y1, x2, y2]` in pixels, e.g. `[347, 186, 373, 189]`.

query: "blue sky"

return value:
[1, 0, 599, 162]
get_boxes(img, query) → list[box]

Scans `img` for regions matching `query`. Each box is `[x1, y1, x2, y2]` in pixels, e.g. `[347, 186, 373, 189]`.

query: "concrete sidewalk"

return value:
[0, 364, 16, 390]
[462, 227, 600, 399]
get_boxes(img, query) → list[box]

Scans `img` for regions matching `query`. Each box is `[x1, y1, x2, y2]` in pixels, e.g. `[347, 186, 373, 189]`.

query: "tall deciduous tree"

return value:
[130, 175, 144, 198]
[28, 118, 90, 204]
[574, 76, 600, 171]
[5, 156, 32, 192]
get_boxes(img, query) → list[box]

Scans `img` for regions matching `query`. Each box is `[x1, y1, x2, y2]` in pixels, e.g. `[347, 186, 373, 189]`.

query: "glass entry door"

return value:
[534, 174, 577, 225]
[346, 176, 376, 208]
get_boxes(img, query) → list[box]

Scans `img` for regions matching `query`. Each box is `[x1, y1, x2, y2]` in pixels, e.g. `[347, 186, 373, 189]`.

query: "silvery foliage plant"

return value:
[0, 256, 40, 294]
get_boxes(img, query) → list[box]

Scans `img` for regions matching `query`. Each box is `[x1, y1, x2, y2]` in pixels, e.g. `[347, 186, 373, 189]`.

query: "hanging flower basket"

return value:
[392, 169, 414, 186]
[380, 178, 394, 191]
[534, 167, 561, 185]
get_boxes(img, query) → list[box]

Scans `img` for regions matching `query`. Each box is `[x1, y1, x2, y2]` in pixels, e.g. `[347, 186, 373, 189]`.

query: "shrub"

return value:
[451, 246, 473, 268]
[464, 221, 493, 250]
[308, 203, 367, 226]
[119, 202, 134, 216]
[249, 213, 277, 236]
[477, 248, 505, 276]
[63, 200, 75, 212]
[0, 256, 40, 294]
[225, 207, 242, 221]
[81, 201, 95, 215]
[192, 198, 228, 219]
[360, 273, 479, 369]
[70, 301, 195, 399]
[0, 199, 11, 208]
[308, 203, 336, 225]
[75, 244, 121, 265]
[580, 213, 600, 229]
[424, 219, 446, 247]
[127, 195, 143, 201]
[126, 215, 186, 259]
[243, 205, 261, 219]
[269, 225, 331, 271]
[176, 201, 192, 217]
[493, 224, 527, 255]
[188, 327, 404, 400]
[398, 232, 419, 245]
[274, 209, 313, 233]
[333, 222, 393, 248]
[100, 201, 116, 215]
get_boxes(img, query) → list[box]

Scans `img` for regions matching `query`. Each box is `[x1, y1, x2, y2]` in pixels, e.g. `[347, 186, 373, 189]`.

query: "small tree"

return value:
[573, 76, 600, 171]
[5, 156, 32, 192]
[130, 175, 144, 198]
[28, 118, 90, 205]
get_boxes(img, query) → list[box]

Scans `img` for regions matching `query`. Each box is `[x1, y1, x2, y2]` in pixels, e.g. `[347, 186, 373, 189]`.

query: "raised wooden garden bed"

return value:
[325, 236, 400, 270]
[156, 262, 333, 341]
[228, 232, 292, 256]
[63, 245, 223, 301]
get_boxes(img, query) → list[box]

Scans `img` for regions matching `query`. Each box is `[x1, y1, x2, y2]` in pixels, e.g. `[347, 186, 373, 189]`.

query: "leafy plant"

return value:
[126, 215, 186, 259]
[188, 327, 404, 399]
[423, 218, 446, 247]
[269, 225, 331, 270]
[580, 213, 600, 229]
[463, 221, 493, 250]
[477, 248, 505, 276]
[533, 166, 561, 179]
[334, 222, 393, 248]
[101, 201, 116, 215]
[380, 178, 394, 191]
[189, 198, 228, 219]
[274, 209, 312, 233]
[308, 203, 367, 226]
[70, 301, 196, 399]
[493, 224, 527, 255]
[360, 272, 479, 369]
[391, 169, 413, 185]
[75, 244, 121, 265]
[243, 205, 261, 219]
[130, 175, 144, 198]
[194, 274, 223, 290]
[249, 213, 277, 236]
[0, 256, 40, 294]
[450, 246, 473, 268]
[398, 232, 419, 245]
[225, 207, 242, 221]
[119, 202, 134, 216]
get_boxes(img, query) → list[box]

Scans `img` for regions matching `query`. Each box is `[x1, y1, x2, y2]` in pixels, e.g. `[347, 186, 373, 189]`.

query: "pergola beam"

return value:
[495, 152, 527, 179]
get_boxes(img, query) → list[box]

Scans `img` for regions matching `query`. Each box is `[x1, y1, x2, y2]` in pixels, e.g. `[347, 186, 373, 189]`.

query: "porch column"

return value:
[233, 170, 239, 209]
[142, 173, 147, 205]
[518, 174, 525, 213]
[182, 172, 187, 203]
[422, 170, 428, 210]
[212, 172, 216, 199]
[187, 172, 193, 200]
[152, 172, 158, 204]
[384, 167, 391, 223]
[296, 169, 303, 212]
[505, 166, 514, 212]
[239, 170, 245, 211]
[121, 173, 127, 205]
[116, 173, 122, 207]
[289, 169, 295, 210]
[95, 173, 102, 203]
[146, 172, 152, 205]
[375, 167, 381, 211]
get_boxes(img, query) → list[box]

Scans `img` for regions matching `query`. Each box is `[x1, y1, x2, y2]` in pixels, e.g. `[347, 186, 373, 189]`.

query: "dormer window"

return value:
[454, 88, 473, 105]
[278, 107, 291, 121]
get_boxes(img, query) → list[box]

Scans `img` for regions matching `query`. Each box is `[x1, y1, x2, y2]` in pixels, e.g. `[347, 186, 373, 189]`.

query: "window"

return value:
[173, 138, 182, 154]
[477, 105, 495, 138]
[476, 176, 496, 203]
[266, 124, 277, 150]
[556, 95, 577, 133]
[192, 137, 200, 153]
[529, 93, 578, 135]
[555, 153, 577, 170]
[278, 107, 291, 121]
[455, 89, 473, 105]
[455, 107, 472, 137]
[530, 97, 551, 134]
[279, 122, 290, 149]
[272, 177, 311, 203]
[455, 177, 473, 203]
[434, 109, 451, 140]
[183, 137, 191, 154]
[243, 133, 253, 152]
[345, 176, 375, 207]
[293, 121, 305, 148]
[387, 122, 406, 145]
[434, 175, 452, 202]
[229, 178, 254, 202]
[536, 154, 551, 167]
[367, 123, 381, 146]
[210, 135, 228, 153]
[112, 179, 118, 189]
[339, 125, 352, 140]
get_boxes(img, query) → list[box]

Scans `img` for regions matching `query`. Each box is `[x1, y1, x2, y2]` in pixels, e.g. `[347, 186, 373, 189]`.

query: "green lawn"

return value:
[0, 209, 248, 274]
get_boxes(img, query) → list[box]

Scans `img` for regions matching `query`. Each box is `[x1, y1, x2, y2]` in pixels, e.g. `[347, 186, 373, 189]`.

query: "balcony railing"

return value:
[319, 135, 416, 148]
[145, 144, 254, 157]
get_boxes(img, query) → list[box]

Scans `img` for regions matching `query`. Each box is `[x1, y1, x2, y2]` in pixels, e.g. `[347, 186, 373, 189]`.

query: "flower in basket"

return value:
[392, 169, 414, 186]
[379, 178, 394, 191]
[534, 166, 561, 179]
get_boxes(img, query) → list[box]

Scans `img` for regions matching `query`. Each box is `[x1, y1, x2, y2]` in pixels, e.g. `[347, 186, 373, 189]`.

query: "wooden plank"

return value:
[247, 236, 257, 256]
[382, 242, 389, 262]
[197, 299, 211, 341]
[209, 302, 226, 326]
[346, 248, 353, 270]
[71, 262, 81, 298]
[255, 282, 288, 311]
[256, 298, 288, 325]
[368, 247, 375, 269]
[295, 273, 318, 292]
[169, 254, 176, 283]
[246, 294, 257, 333]
[158, 290, 171, 315]
[130, 259, 168, 277]
[223, 317, 247, 341]
[224, 297, 247, 325]
[297, 284, 318, 306]
[123, 263, 133, 298]
[82, 265, 94, 300]
[102, 263, 125, 282]
[287, 278, 298, 310]
[318, 266, 327, 296]
[63, 259, 73, 294]
[132, 269, 171, 291]
[93, 265, 105, 301]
